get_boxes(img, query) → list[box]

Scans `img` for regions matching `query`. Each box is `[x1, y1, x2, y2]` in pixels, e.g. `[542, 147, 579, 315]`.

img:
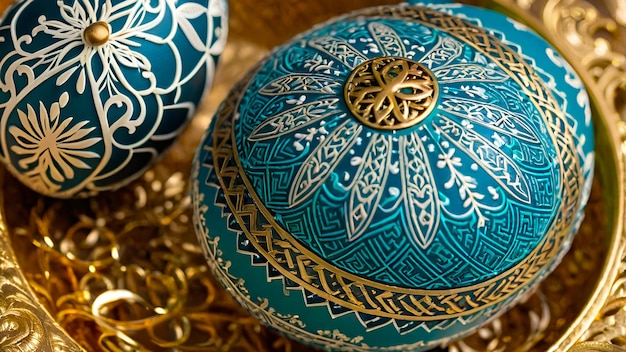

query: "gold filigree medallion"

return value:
[344, 56, 438, 130]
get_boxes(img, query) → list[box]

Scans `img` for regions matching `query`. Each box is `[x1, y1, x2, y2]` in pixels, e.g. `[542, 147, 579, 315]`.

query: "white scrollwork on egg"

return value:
[0, 0, 227, 197]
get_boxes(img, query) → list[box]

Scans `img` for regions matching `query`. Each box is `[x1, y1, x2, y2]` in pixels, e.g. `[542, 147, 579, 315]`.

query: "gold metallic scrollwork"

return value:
[0, 209, 82, 351]
[573, 249, 626, 350]
[569, 342, 626, 352]
[344, 57, 438, 130]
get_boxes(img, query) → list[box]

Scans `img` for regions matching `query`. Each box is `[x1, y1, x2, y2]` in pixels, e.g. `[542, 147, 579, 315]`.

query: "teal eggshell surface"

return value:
[192, 3, 594, 351]
[0, 0, 228, 198]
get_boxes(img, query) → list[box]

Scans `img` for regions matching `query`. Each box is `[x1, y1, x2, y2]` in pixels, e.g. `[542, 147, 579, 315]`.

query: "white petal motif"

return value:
[345, 134, 392, 241]
[289, 120, 362, 206]
[176, 3, 208, 52]
[400, 133, 440, 249]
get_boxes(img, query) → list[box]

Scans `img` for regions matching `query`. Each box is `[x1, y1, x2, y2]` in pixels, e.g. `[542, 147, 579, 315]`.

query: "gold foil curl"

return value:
[6, 156, 305, 351]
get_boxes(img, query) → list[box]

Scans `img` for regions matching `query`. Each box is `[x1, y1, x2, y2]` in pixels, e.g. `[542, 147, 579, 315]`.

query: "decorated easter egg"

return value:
[0, 0, 228, 198]
[192, 2, 594, 351]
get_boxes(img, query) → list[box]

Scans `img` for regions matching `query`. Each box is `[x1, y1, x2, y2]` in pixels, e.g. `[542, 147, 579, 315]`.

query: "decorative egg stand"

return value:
[0, 0, 623, 351]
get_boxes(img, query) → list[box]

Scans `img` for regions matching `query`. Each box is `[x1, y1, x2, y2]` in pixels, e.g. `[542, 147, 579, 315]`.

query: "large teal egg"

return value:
[0, 0, 228, 198]
[192, 2, 594, 351]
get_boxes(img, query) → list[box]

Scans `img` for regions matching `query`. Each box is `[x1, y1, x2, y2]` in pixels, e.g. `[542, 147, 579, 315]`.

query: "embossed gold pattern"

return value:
[0, 185, 81, 351]
[344, 57, 437, 130]
[0, 0, 624, 351]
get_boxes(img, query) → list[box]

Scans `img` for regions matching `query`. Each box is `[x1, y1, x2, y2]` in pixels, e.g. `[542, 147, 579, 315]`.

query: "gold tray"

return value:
[0, 0, 625, 351]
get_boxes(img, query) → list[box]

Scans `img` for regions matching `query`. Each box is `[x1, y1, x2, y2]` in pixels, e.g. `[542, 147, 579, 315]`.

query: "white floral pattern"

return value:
[0, 0, 227, 197]
[9, 92, 101, 194]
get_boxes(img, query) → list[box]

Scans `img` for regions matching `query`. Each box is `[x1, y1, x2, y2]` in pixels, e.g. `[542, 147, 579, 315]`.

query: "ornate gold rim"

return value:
[482, 1, 626, 350]
[0, 0, 623, 351]
[0, 171, 83, 351]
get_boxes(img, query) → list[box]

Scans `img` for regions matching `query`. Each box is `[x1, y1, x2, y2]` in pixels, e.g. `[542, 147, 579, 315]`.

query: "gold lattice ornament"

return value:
[344, 57, 438, 130]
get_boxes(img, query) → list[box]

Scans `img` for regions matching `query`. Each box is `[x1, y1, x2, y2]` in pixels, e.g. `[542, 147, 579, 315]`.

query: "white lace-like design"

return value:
[0, 0, 227, 197]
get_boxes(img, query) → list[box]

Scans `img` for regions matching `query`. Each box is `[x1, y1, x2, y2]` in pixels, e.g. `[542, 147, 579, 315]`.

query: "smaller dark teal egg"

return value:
[0, 0, 228, 198]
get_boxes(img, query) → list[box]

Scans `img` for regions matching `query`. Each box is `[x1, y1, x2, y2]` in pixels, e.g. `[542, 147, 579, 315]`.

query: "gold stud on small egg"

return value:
[83, 21, 110, 47]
